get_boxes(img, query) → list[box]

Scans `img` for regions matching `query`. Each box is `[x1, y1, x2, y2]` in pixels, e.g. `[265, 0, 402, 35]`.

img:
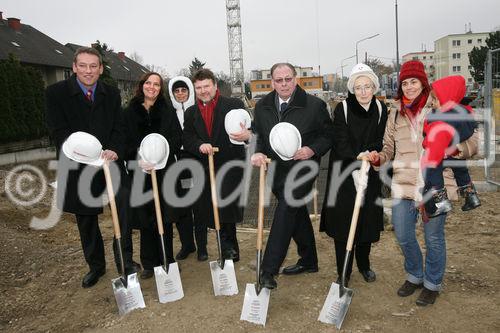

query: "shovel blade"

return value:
[318, 282, 354, 329]
[112, 273, 146, 316]
[240, 283, 270, 326]
[154, 262, 184, 303]
[210, 259, 238, 296]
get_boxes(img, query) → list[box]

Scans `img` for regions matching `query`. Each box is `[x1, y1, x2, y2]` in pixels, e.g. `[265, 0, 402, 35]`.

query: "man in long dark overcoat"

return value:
[251, 62, 334, 289]
[46, 47, 136, 288]
[182, 68, 248, 262]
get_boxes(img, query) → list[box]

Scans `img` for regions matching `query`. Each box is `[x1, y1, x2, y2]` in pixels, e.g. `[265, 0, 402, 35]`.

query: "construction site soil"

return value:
[1, 160, 499, 332]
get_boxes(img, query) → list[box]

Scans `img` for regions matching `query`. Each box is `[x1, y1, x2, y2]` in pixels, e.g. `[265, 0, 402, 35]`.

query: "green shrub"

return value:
[0, 54, 47, 143]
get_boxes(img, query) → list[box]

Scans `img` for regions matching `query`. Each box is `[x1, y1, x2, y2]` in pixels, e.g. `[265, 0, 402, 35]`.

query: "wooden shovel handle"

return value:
[345, 159, 370, 251]
[151, 169, 164, 236]
[103, 162, 121, 239]
[256, 158, 271, 250]
[208, 147, 221, 231]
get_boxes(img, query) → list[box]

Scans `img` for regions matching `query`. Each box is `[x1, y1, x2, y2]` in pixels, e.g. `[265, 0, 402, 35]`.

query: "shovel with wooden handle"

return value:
[240, 158, 271, 326]
[103, 161, 145, 315]
[318, 157, 371, 328]
[255, 158, 271, 295]
[207, 147, 239, 296]
[151, 169, 184, 303]
[207, 147, 224, 269]
[151, 169, 169, 273]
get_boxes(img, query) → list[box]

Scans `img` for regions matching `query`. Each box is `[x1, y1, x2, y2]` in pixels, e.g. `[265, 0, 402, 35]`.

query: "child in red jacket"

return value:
[421, 75, 481, 217]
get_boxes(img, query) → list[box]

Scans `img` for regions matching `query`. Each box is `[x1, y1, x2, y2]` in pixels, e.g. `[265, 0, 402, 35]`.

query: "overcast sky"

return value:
[2, 0, 499, 78]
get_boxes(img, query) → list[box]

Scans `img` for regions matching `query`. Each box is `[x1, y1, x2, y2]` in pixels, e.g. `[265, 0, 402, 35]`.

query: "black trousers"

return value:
[220, 223, 239, 253]
[175, 209, 207, 251]
[333, 239, 371, 278]
[136, 204, 175, 270]
[75, 183, 133, 273]
[262, 193, 318, 275]
[424, 158, 471, 189]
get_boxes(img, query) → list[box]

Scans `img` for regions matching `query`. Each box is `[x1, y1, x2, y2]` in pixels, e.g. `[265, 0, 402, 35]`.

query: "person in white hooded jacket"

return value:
[168, 76, 204, 260]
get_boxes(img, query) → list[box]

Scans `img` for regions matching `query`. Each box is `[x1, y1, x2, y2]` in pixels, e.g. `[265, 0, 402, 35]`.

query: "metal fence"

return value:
[484, 48, 500, 186]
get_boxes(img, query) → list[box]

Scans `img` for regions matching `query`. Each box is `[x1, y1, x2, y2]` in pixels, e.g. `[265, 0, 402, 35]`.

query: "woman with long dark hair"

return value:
[124, 72, 182, 279]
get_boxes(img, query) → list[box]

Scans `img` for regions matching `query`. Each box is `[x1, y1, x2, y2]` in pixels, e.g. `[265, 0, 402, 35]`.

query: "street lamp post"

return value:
[356, 33, 380, 63]
[395, 0, 400, 77]
[341, 54, 356, 80]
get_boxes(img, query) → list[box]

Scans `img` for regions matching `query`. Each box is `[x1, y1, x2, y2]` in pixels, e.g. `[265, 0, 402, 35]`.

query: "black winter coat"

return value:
[320, 94, 388, 243]
[253, 86, 334, 198]
[182, 95, 246, 227]
[45, 75, 125, 215]
[123, 96, 182, 222]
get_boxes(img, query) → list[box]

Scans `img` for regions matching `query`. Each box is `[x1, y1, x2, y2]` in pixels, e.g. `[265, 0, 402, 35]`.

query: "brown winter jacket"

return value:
[378, 100, 430, 201]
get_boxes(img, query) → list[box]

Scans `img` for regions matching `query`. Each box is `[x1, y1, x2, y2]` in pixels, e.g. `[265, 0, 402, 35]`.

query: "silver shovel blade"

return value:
[210, 259, 239, 296]
[318, 282, 354, 329]
[154, 262, 184, 303]
[112, 273, 146, 316]
[240, 283, 270, 326]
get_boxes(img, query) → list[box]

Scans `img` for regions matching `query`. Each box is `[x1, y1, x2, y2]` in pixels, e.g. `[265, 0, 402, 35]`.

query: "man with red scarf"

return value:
[182, 68, 247, 262]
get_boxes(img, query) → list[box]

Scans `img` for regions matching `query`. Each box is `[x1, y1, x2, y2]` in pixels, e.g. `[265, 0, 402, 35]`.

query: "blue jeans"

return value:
[392, 199, 447, 291]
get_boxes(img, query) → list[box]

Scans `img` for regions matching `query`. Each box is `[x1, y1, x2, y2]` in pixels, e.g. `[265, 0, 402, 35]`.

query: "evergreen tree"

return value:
[189, 57, 206, 78]
[92, 40, 117, 87]
[0, 54, 46, 142]
[468, 30, 500, 83]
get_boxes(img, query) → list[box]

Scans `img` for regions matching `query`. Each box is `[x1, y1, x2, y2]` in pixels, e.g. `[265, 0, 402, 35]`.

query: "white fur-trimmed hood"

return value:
[168, 76, 195, 111]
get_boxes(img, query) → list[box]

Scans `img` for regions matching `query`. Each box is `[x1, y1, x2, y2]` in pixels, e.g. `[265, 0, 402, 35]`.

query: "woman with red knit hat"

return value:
[367, 60, 447, 306]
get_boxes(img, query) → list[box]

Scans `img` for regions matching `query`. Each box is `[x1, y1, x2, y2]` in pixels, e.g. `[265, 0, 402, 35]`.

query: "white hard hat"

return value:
[224, 108, 252, 145]
[138, 133, 169, 170]
[62, 131, 104, 166]
[347, 63, 380, 94]
[269, 122, 302, 161]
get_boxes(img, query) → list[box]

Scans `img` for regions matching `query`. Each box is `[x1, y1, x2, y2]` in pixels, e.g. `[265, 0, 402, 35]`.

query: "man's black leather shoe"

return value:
[260, 272, 277, 289]
[223, 249, 240, 262]
[197, 249, 208, 262]
[359, 269, 376, 282]
[282, 264, 319, 275]
[125, 261, 141, 275]
[140, 269, 154, 279]
[336, 276, 350, 288]
[82, 269, 105, 288]
[176, 247, 196, 260]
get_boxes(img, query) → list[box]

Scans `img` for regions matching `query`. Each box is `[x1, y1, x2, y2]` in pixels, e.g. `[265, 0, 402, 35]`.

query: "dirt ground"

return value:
[0, 160, 499, 333]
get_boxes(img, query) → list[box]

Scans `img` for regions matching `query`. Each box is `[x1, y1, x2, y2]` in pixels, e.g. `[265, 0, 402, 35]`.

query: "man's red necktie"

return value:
[85, 89, 92, 102]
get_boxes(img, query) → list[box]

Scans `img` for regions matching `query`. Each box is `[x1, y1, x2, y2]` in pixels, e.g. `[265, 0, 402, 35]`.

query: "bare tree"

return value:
[129, 51, 144, 65]
[145, 64, 170, 79]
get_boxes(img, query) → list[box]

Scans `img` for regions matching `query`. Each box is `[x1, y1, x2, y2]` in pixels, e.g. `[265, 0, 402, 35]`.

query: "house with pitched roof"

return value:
[0, 12, 73, 86]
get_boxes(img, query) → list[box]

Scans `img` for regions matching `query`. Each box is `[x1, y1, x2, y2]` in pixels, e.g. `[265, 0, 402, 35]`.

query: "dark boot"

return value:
[458, 183, 481, 211]
[425, 187, 452, 218]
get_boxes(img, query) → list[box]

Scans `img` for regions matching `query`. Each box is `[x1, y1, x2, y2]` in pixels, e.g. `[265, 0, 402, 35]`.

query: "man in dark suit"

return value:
[46, 47, 137, 288]
[251, 63, 334, 289]
[182, 68, 249, 262]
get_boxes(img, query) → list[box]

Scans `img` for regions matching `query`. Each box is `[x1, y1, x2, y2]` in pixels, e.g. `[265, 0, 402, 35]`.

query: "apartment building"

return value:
[402, 51, 436, 82]
[250, 66, 323, 99]
[434, 31, 490, 87]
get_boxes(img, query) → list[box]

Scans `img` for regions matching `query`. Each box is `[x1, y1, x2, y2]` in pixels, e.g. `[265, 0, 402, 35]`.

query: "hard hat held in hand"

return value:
[224, 108, 252, 145]
[138, 133, 169, 170]
[269, 122, 302, 161]
[62, 131, 104, 166]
